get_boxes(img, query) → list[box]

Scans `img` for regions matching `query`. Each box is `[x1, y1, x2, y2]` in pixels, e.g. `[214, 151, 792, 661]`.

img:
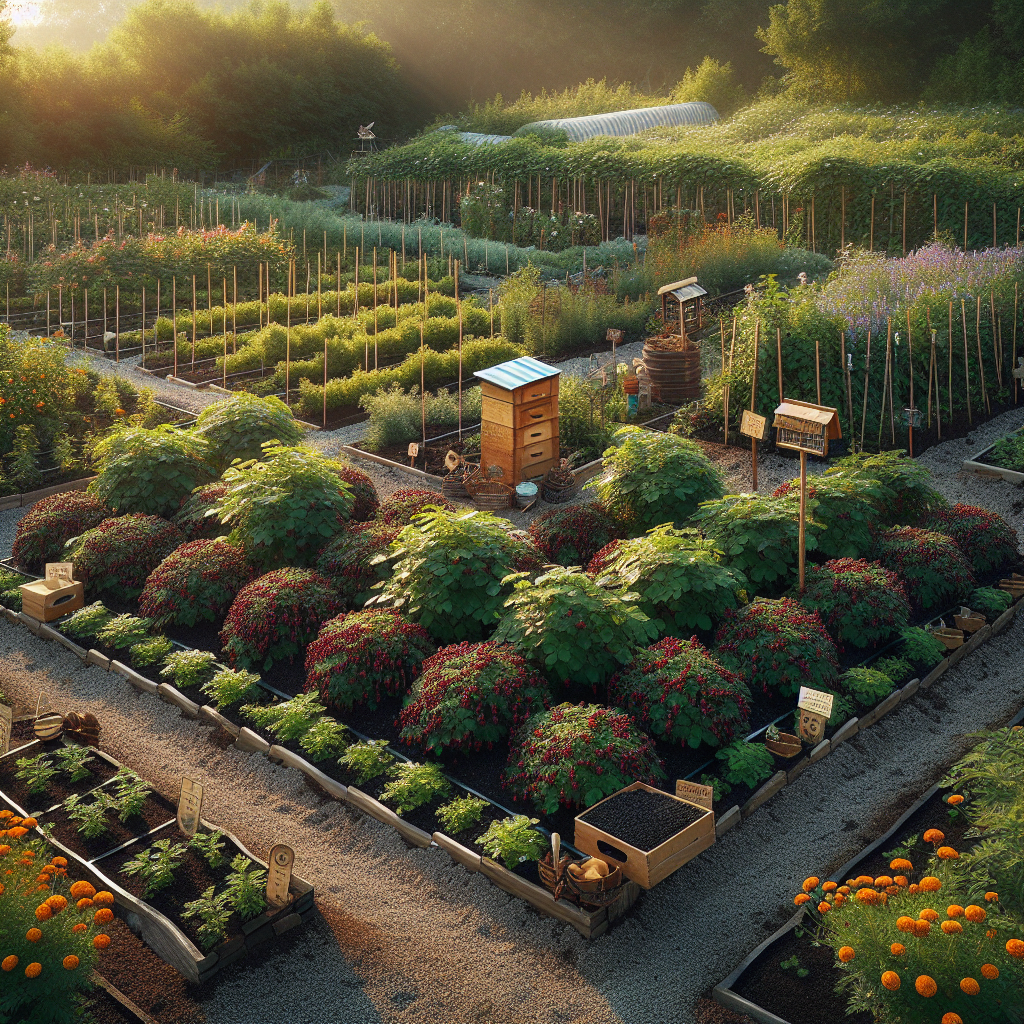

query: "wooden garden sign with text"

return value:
[675, 780, 714, 811]
[267, 844, 295, 908]
[177, 777, 204, 837]
[797, 686, 834, 744]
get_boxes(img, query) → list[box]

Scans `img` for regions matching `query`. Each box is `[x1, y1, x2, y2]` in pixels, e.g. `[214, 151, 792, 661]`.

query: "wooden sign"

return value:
[606, 329, 623, 344]
[739, 410, 768, 440]
[45, 563, 75, 584]
[675, 780, 714, 811]
[0, 704, 11, 756]
[177, 777, 204, 837]
[797, 708, 828, 744]
[407, 442, 419, 458]
[266, 844, 295, 908]
[798, 686, 834, 719]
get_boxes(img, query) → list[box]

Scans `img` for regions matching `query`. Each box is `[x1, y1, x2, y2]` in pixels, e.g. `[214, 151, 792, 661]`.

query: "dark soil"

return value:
[0, 749, 119, 816]
[578, 787, 706, 852]
[40, 789, 177, 861]
[83, 985, 144, 1024]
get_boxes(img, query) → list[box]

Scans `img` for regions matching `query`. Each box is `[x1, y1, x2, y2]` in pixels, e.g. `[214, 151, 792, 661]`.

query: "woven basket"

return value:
[441, 461, 478, 500]
[542, 478, 577, 504]
[538, 852, 623, 907]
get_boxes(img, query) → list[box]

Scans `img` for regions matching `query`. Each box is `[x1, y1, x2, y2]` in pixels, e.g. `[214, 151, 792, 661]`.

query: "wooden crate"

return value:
[574, 782, 716, 889]
[19, 579, 84, 622]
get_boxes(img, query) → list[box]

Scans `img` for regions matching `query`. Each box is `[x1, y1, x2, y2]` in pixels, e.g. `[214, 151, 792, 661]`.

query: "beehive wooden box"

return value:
[19, 578, 84, 622]
[475, 357, 560, 484]
[574, 781, 715, 890]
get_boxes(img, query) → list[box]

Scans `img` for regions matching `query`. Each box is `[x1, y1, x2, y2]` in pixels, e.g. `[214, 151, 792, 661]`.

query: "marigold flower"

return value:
[25, 929, 41, 943]
[838, 946, 855, 963]
[965, 905, 986, 923]
[874, 876, 893, 887]
[24, 962, 42, 979]
[920, 909, 939, 922]
[2, 955, 17, 971]
[942, 1015, 963, 1024]
[919, 876, 942, 892]
[913, 920, 931, 937]
[69, 881, 95, 899]
[936, 846, 959, 860]
[885, 885, 899, 896]
[890, 943, 905, 956]
[947, 905, 964, 918]
[889, 858, 913, 872]
[45, 894, 68, 913]
[93, 908, 114, 925]
[62, 955, 79, 971]
[958, 977, 980, 995]
[837, 886, 850, 895]
[942, 920, 963, 934]
[72, 923, 87, 934]
[1006, 938, 1024, 958]
[855, 887, 878, 904]
[817, 901, 830, 914]
[908, 883, 920, 895]
[881, 971, 900, 991]
[93, 891, 114, 906]
[947, 794, 963, 805]
[985, 892, 999, 902]
[93, 934, 111, 950]
[822, 881, 837, 893]
[981, 963, 999, 980]
[77, 898, 93, 910]
[894, 875, 908, 887]
[0, 845, 9, 855]
[802, 876, 819, 892]
[34, 904, 52, 922]
[853, 875, 874, 887]
[986, 929, 997, 939]
[0, 811, 11, 820]
[915, 975, 937, 997]
[794, 893, 811, 905]
[20, 817, 37, 828]
[923, 829, 945, 844]
[897, 916, 916, 932]
[51, 857, 67, 867]
[834, 893, 846, 907]
[7, 827, 27, 838]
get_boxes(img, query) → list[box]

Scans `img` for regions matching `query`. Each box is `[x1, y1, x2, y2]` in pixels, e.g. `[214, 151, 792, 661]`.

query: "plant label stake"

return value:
[739, 410, 767, 442]
[674, 780, 714, 811]
[408, 442, 419, 467]
[177, 777, 203, 838]
[266, 844, 295, 909]
[0, 704, 11, 757]
[797, 686, 833, 743]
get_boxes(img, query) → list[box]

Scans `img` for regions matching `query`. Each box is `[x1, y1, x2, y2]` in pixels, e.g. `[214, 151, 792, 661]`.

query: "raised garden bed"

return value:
[0, 738, 315, 984]
[962, 424, 1024, 484]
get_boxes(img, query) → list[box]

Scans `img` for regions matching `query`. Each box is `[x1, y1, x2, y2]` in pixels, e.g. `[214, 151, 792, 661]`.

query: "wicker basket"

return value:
[465, 467, 513, 511]
[441, 461, 479, 500]
[542, 461, 578, 504]
[538, 852, 623, 907]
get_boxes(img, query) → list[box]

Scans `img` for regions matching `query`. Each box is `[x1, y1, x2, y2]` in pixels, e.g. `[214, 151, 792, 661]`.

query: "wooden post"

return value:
[115, 285, 119, 364]
[814, 336, 821, 404]
[750, 321, 760, 491]
[841, 330, 854, 449]
[878, 320, 892, 449]
[776, 327, 784, 403]
[720, 320, 728, 445]
[457, 260, 463, 441]
[964, 201, 969, 251]
[991, 291, 1001, 387]
[191, 275, 197, 371]
[726, 318, 736, 445]
[798, 450, 807, 593]
[902, 191, 907, 256]
[286, 260, 292, 405]
[172, 277, 177, 380]
[907, 310, 914, 457]
[840, 185, 845, 251]
[870, 196, 875, 252]
[222, 277, 228, 389]
[1014, 282, 1019, 405]
[860, 330, 872, 451]
[976, 295, 989, 414]
[961, 299, 972, 424]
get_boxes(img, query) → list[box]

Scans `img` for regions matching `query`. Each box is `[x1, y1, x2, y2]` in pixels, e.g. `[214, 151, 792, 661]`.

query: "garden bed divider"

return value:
[962, 442, 1024, 485]
[88, 969, 160, 1024]
[0, 477, 97, 512]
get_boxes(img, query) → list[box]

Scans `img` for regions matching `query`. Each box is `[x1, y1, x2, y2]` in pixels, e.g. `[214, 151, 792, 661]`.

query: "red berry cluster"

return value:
[172, 482, 229, 541]
[333, 464, 380, 523]
[925, 504, 1019, 577]
[876, 526, 975, 613]
[376, 489, 457, 528]
[317, 523, 398, 608]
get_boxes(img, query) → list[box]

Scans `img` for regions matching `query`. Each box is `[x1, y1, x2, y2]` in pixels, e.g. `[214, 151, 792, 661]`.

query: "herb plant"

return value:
[15, 753, 57, 796]
[194, 392, 303, 471]
[212, 444, 354, 570]
[899, 626, 946, 668]
[593, 526, 748, 633]
[970, 587, 1013, 618]
[827, 450, 946, 527]
[305, 609, 436, 712]
[202, 667, 263, 708]
[129, 635, 174, 668]
[182, 887, 232, 950]
[52, 747, 94, 783]
[610, 638, 750, 749]
[190, 830, 228, 869]
[298, 718, 349, 762]
[220, 568, 341, 672]
[990, 428, 1024, 472]
[12, 490, 110, 572]
[159, 649, 218, 690]
[62, 602, 113, 641]
[870, 656, 913, 686]
[494, 566, 657, 689]
[875, 526, 975, 613]
[840, 667, 895, 707]
[505, 703, 665, 813]
[478, 815, 548, 870]
[398, 642, 550, 753]
[62, 792, 113, 839]
[380, 761, 451, 815]
[224, 855, 268, 921]
[121, 838, 189, 897]
[338, 740, 394, 784]
[111, 769, 151, 821]
[527, 502, 623, 567]
[95, 614, 154, 650]
[715, 740, 775, 790]
[925, 503, 1019, 576]
[242, 693, 326, 742]
[436, 795, 488, 835]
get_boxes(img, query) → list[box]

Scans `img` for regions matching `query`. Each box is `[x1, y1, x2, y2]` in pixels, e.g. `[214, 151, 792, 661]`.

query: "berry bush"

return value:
[172, 482, 229, 541]
[925, 504, 1019, 577]
[376, 489, 457, 528]
[334, 463, 380, 522]
[826, 450, 946, 526]
[875, 527, 975, 613]
[316, 522, 398, 609]
[12, 491, 110, 572]
[527, 502, 623, 567]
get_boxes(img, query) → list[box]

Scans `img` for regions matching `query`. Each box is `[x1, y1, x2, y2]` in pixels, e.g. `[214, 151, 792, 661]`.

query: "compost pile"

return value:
[579, 788, 705, 851]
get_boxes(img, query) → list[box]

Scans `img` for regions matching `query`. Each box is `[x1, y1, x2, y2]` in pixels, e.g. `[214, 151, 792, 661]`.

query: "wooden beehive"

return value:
[772, 400, 842, 457]
[475, 356, 561, 485]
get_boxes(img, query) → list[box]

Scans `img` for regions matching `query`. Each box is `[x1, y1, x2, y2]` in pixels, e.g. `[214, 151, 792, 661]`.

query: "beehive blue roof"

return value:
[513, 101, 719, 143]
[473, 356, 560, 391]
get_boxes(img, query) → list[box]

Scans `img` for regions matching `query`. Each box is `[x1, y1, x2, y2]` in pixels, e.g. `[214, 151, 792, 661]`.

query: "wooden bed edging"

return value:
[0, 476, 97, 512]
[962, 441, 1024, 485]
[89, 970, 160, 1024]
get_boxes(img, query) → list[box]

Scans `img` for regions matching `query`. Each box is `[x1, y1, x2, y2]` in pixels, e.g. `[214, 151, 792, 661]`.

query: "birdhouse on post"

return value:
[773, 400, 842, 593]
[657, 277, 707, 340]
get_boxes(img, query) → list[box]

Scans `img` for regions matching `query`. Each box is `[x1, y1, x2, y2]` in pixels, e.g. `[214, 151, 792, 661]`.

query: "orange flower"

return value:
[24, 962, 42, 979]
[942, 1015, 963, 1024]
[920, 909, 939, 922]
[947, 905, 964, 918]
[25, 929, 41, 943]
[838, 946, 855, 963]
[20, 817, 37, 828]
[908, 883, 920, 895]
[834, 893, 846, 907]
[34, 904, 52, 922]
[915, 975, 937, 997]
[72, 923, 87, 934]
[1, 955, 17, 971]
[837, 886, 850, 895]
[51, 857, 67, 868]
[942, 920, 963, 935]
[874, 876, 893, 887]
[93, 891, 114, 906]
[45, 894, 68, 913]
[62, 955, 79, 971]
[1006, 939, 1024, 958]
[923, 829, 945, 844]
[69, 881, 95, 900]
[885, 885, 899, 896]
[947, 794, 964, 805]
[7, 827, 27, 838]
[822, 881, 837, 893]
[889, 858, 913, 872]
[802, 876, 820, 892]
[817, 901, 831, 914]
[890, 943, 905, 956]
[919, 876, 942, 892]
[897, 916, 916, 933]
[965, 905, 986, 923]
[894, 875, 908, 887]
[77, 898, 93, 910]
[0, 811, 11, 820]
[0, 845, 9, 855]
[985, 892, 999, 902]
[853, 875, 874, 888]
[981, 963, 999, 980]
[959, 977, 980, 995]
[794, 893, 811, 905]
[913, 920, 931, 937]
[986, 929, 998, 939]
[936, 847, 960, 860]
[93, 934, 111, 950]
[881, 971, 900, 991]
[93, 908, 114, 925]
[855, 887, 879, 905]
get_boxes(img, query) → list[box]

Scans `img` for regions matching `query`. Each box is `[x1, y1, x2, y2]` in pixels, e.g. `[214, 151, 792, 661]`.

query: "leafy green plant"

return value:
[436, 795, 488, 835]
[15, 753, 57, 796]
[506, 703, 665, 813]
[478, 815, 549, 870]
[375, 490, 458, 529]
[494, 566, 657, 689]
[989, 429, 1024, 472]
[195, 393, 303, 471]
[121, 838, 189, 897]
[212, 444, 354, 570]
[779, 955, 809, 979]
[242, 693, 326, 742]
[827, 450, 946, 527]
[189, 830, 228, 869]
[693, 491, 812, 590]
[609, 638, 750, 749]
[900, 626, 946, 668]
[95, 614, 154, 650]
[399, 642, 550, 753]
[182, 886, 232, 951]
[62, 792, 113, 839]
[795, 558, 911, 649]
[129, 636, 174, 669]
[715, 598, 840, 699]
[373, 508, 539, 642]
[52, 747, 94, 783]
[699, 772, 732, 802]
[159, 649, 218, 690]
[970, 587, 1013, 618]
[172, 482, 229, 541]
[224, 855, 268, 921]
[337, 739, 394, 784]
[840, 666, 895, 707]
[870, 656, 913, 687]
[876, 526, 975, 613]
[380, 761, 451, 815]
[298, 718, 349, 762]
[593, 526, 748, 633]
[584, 427, 724, 533]
[111, 769, 151, 821]
[89, 425, 215, 518]
[715, 740, 775, 790]
[10, 424, 41, 491]
[201, 666, 263, 708]
[61, 602, 113, 641]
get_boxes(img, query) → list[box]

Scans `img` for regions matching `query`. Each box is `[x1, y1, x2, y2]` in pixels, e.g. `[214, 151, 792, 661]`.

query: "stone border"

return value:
[4, 593, 1019, 939]
[713, 703, 1024, 1024]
